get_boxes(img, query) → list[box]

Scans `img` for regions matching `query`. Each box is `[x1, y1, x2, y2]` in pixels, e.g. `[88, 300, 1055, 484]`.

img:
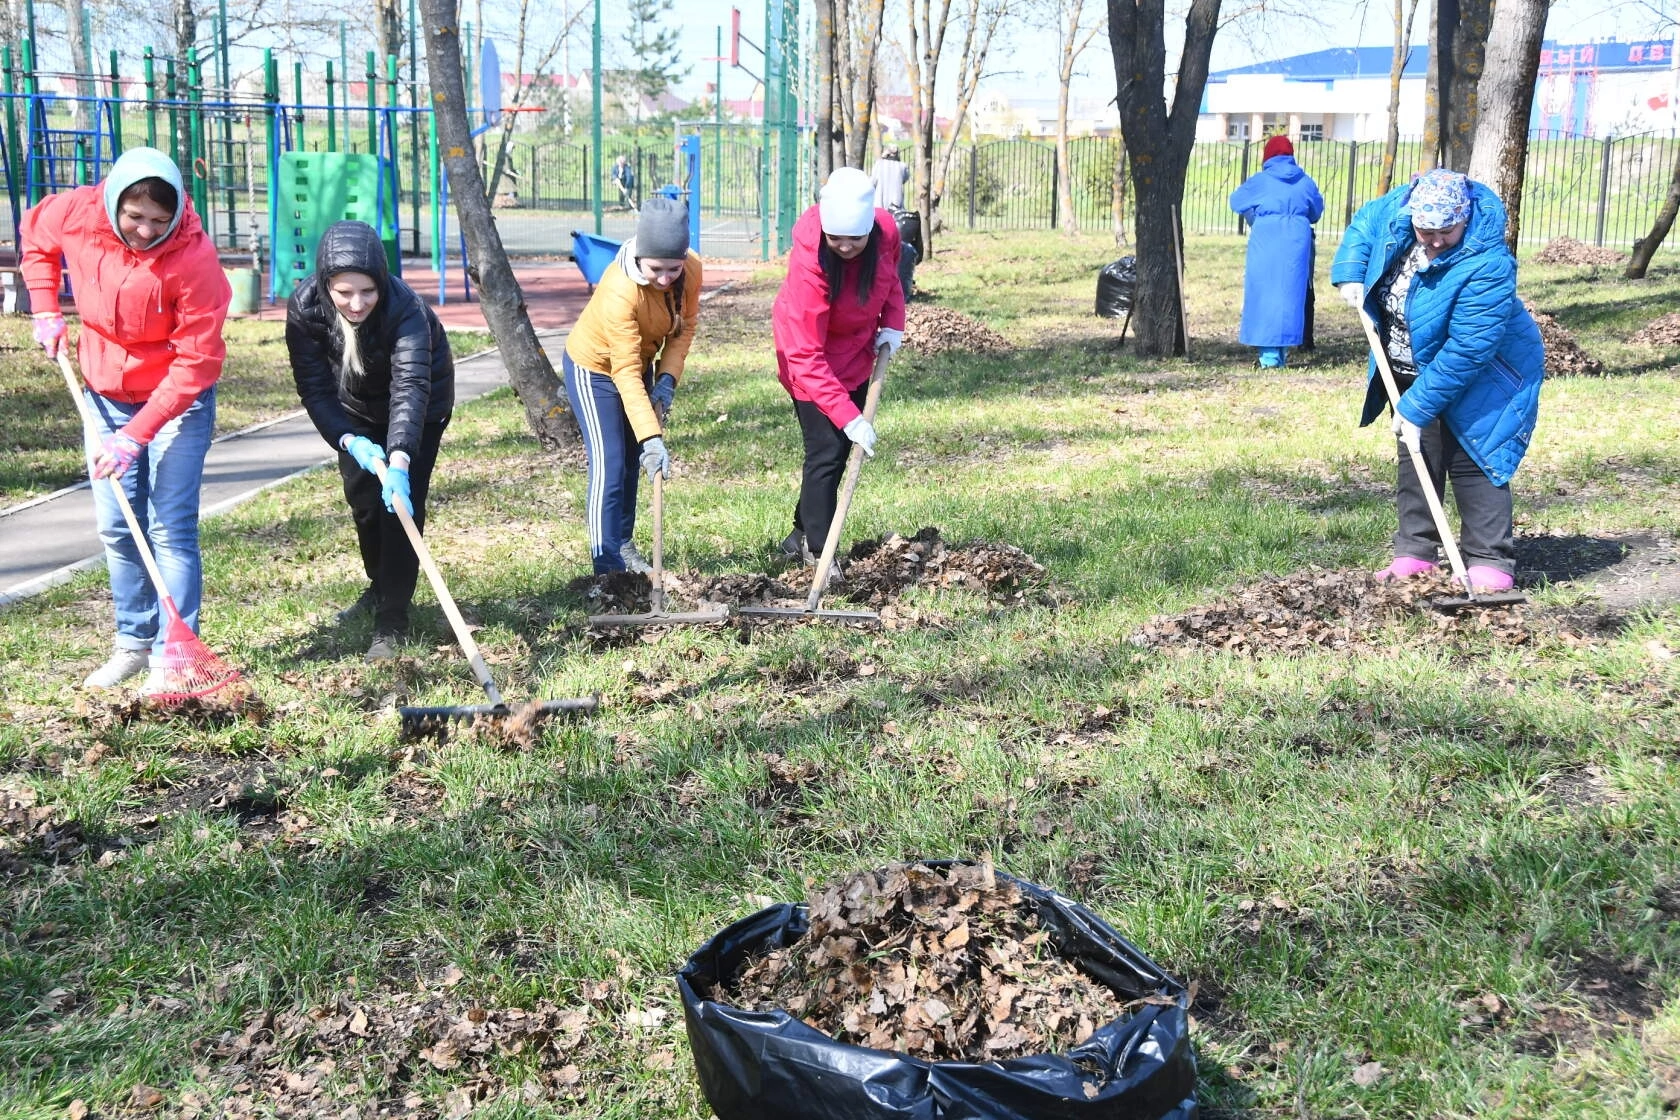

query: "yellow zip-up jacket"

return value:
[564, 248, 703, 443]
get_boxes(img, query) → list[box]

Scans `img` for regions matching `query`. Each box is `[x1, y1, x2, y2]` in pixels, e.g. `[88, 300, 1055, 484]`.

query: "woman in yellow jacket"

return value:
[563, 197, 701, 573]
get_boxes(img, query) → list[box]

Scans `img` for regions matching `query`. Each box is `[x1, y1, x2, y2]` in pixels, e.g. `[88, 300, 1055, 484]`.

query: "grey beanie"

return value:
[636, 196, 690, 259]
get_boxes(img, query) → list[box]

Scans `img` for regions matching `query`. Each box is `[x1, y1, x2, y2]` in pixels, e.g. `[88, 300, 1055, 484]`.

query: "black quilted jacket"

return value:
[286, 221, 454, 459]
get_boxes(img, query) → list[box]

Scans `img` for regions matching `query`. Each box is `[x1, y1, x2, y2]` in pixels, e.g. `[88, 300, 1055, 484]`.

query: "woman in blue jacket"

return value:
[1330, 168, 1544, 594]
[1229, 135, 1323, 368]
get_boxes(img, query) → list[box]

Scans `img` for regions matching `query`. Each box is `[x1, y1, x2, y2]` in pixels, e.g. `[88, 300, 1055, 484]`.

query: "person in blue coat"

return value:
[1230, 135, 1324, 367]
[1330, 168, 1545, 594]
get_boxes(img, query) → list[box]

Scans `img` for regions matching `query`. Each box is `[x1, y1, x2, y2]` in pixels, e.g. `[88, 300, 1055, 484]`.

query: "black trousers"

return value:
[792, 384, 869, 557]
[1394, 417, 1515, 575]
[338, 418, 449, 633]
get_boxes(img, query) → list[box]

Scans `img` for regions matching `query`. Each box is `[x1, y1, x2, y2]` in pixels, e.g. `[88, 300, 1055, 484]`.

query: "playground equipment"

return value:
[570, 231, 621, 290]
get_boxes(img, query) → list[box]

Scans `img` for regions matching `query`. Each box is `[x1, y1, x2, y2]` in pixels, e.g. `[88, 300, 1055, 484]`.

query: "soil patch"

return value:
[1628, 311, 1680, 349]
[1130, 568, 1533, 655]
[904, 304, 1012, 355]
[1515, 952, 1660, 1054]
[1533, 238, 1627, 267]
[725, 861, 1125, 1063]
[1525, 302, 1605, 377]
[1522, 531, 1680, 612]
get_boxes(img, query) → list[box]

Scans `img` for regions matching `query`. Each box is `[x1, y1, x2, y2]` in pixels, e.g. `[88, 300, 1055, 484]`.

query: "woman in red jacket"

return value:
[771, 167, 904, 580]
[22, 147, 231, 692]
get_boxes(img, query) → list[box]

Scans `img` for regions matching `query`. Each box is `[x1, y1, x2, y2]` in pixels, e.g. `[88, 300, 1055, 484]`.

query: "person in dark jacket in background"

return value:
[286, 220, 456, 660]
[1229, 135, 1323, 368]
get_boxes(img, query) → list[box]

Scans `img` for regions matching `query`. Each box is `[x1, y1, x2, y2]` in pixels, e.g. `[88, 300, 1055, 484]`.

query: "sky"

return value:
[636, 0, 1670, 112]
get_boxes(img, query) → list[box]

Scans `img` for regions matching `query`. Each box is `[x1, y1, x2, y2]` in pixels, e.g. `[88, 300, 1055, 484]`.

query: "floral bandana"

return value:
[1406, 168, 1471, 230]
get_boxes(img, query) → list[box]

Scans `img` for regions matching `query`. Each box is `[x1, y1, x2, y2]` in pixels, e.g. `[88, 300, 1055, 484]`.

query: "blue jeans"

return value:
[83, 386, 216, 657]
[562, 353, 646, 574]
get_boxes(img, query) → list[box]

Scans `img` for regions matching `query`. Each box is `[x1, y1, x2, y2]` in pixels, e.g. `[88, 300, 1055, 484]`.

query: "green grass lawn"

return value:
[1, 231, 1677, 1119]
[0, 319, 495, 509]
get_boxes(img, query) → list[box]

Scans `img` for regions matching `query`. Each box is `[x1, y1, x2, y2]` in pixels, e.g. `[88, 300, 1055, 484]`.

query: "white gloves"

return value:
[1339, 282, 1364, 309]
[842, 416, 877, 457]
[874, 328, 904, 358]
[1393, 412, 1422, 454]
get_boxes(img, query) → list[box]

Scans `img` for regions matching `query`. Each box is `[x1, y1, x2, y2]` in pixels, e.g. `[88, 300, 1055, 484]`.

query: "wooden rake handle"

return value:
[1354, 308, 1472, 587]
[56, 351, 181, 619]
[370, 458, 505, 708]
[807, 346, 892, 612]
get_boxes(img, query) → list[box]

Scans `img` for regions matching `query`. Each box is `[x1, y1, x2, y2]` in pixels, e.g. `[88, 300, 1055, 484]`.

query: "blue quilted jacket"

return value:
[1330, 180, 1544, 487]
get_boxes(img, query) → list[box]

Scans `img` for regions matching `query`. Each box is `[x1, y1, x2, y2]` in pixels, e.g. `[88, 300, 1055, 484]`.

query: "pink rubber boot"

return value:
[1375, 556, 1437, 581]
[1463, 565, 1514, 593]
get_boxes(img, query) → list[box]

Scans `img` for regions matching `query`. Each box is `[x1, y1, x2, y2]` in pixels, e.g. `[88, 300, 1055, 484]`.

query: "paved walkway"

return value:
[0, 339, 545, 607]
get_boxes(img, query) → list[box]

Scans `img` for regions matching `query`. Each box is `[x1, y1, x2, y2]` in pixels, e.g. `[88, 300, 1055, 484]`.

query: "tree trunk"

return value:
[1627, 149, 1680, 279]
[1379, 0, 1421, 193]
[1466, 0, 1548, 252]
[843, 0, 886, 169]
[907, 0, 954, 259]
[1109, 0, 1221, 355]
[816, 0, 837, 179]
[63, 0, 95, 131]
[377, 0, 405, 67]
[174, 0, 198, 177]
[1423, 0, 1492, 171]
[1055, 85, 1076, 236]
[418, 0, 578, 451]
[931, 0, 1008, 218]
[1110, 139, 1129, 246]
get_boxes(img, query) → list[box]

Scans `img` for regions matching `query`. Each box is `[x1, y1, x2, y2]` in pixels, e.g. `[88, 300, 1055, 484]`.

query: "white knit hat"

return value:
[818, 167, 877, 237]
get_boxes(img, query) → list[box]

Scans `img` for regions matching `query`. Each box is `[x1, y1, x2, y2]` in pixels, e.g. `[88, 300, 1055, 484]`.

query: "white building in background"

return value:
[1199, 38, 1680, 144]
[968, 92, 1121, 139]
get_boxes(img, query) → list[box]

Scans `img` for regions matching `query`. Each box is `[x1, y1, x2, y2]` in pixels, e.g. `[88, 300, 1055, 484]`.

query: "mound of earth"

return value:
[1533, 237, 1627, 266]
[726, 861, 1124, 1063]
[1524, 302, 1605, 377]
[905, 304, 1012, 355]
[1627, 312, 1680, 349]
[1130, 568, 1532, 654]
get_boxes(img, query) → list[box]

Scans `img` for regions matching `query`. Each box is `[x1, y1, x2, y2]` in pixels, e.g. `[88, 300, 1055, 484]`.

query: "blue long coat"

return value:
[1230, 156, 1324, 347]
[1330, 181, 1545, 487]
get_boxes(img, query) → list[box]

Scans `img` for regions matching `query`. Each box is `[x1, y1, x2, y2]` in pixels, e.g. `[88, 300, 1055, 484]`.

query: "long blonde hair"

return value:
[334, 311, 366, 388]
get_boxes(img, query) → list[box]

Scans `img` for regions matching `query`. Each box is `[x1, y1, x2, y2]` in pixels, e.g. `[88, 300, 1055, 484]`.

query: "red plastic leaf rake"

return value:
[57, 352, 248, 704]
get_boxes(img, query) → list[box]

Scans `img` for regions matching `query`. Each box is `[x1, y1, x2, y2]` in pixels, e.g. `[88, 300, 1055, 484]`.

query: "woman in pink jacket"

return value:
[771, 167, 904, 581]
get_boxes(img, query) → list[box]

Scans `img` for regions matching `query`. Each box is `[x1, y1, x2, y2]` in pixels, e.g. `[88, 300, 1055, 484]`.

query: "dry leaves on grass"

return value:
[1524, 302, 1605, 377]
[904, 304, 1012, 355]
[1532, 237, 1626, 266]
[194, 993, 604, 1117]
[726, 861, 1125, 1063]
[1130, 568, 1533, 654]
[1627, 311, 1680, 349]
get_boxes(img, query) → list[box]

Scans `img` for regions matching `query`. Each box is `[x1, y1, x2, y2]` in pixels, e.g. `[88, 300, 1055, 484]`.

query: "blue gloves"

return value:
[649, 373, 677, 418]
[382, 466, 412, 515]
[344, 435, 386, 474]
[92, 432, 143, 479]
[639, 436, 670, 481]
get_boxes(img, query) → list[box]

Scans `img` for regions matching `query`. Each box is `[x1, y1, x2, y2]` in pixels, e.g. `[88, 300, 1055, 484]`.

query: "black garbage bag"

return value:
[1095, 257, 1137, 319]
[892, 205, 925, 262]
[677, 864, 1198, 1120]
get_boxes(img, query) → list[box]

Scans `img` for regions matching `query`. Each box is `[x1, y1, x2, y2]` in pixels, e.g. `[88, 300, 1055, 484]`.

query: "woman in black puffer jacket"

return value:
[286, 220, 455, 660]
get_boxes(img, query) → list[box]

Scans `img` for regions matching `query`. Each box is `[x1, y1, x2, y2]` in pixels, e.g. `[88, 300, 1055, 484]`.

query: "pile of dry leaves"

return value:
[193, 989, 613, 1118]
[1533, 237, 1626, 266]
[1628, 312, 1680, 349]
[1524, 302, 1605, 377]
[726, 861, 1123, 1063]
[1130, 568, 1532, 654]
[904, 304, 1012, 355]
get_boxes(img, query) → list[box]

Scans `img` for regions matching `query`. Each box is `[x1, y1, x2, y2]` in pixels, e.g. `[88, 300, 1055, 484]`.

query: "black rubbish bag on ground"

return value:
[1095, 256, 1137, 319]
[892, 205, 925, 263]
[677, 864, 1198, 1120]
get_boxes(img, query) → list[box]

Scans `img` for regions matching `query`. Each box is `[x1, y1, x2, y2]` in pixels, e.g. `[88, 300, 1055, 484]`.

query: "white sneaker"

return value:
[137, 668, 173, 697]
[83, 648, 151, 690]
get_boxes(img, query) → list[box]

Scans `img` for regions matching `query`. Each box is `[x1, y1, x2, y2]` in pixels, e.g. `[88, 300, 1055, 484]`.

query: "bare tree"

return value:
[375, 0, 403, 66]
[1109, 139, 1128, 246]
[483, 0, 589, 203]
[1378, 0, 1423, 193]
[1108, 0, 1221, 355]
[816, 0, 838, 180]
[1043, 0, 1105, 235]
[837, 0, 887, 168]
[906, 0, 1012, 257]
[1422, 0, 1492, 171]
[418, 0, 578, 450]
[1466, 0, 1548, 251]
[1627, 153, 1680, 278]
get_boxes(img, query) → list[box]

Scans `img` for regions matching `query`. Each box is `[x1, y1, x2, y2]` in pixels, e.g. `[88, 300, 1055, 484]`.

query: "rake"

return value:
[737, 346, 890, 624]
[1355, 308, 1528, 612]
[367, 460, 599, 737]
[56, 351, 248, 704]
[587, 471, 731, 628]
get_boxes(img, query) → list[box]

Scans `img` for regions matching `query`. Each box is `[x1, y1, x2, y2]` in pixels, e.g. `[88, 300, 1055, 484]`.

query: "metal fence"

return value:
[939, 132, 1680, 250]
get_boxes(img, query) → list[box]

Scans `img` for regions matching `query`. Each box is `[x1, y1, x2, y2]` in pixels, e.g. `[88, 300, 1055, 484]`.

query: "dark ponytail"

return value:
[818, 224, 881, 305]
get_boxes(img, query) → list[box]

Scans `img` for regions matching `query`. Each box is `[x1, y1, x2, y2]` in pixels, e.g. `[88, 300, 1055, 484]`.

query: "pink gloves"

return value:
[93, 432, 144, 479]
[33, 313, 67, 358]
